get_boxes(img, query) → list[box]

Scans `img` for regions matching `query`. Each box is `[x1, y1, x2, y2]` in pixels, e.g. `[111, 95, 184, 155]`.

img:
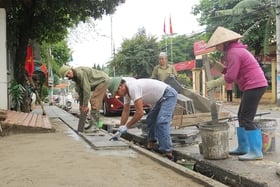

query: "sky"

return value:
[67, 0, 204, 67]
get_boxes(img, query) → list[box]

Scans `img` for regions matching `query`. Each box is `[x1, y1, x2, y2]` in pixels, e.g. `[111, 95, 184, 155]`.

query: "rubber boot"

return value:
[229, 127, 249, 155]
[238, 129, 263, 161]
[84, 111, 99, 133]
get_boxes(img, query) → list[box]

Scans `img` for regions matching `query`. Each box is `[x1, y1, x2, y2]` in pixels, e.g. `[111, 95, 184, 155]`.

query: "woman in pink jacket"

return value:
[206, 26, 268, 161]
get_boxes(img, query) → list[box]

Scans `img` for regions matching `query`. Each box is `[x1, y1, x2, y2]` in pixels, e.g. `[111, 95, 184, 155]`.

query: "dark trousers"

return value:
[238, 87, 266, 130]
[226, 90, 233, 102]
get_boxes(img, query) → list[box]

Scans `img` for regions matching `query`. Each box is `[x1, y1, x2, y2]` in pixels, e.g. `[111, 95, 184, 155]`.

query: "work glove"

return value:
[209, 60, 225, 73]
[206, 76, 225, 91]
[118, 125, 128, 134]
[109, 125, 128, 141]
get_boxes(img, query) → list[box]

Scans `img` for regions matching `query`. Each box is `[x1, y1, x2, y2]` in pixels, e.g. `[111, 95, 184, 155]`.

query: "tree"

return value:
[158, 33, 205, 63]
[192, 0, 275, 55]
[0, 0, 124, 112]
[109, 28, 159, 78]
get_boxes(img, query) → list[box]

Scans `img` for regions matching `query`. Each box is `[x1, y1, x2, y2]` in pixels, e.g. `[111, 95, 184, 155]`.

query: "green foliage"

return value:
[42, 85, 49, 99]
[158, 33, 204, 63]
[109, 28, 207, 78]
[40, 41, 72, 76]
[177, 73, 193, 89]
[1, 0, 124, 112]
[3, 0, 124, 46]
[109, 29, 159, 78]
[8, 80, 26, 111]
[192, 0, 275, 56]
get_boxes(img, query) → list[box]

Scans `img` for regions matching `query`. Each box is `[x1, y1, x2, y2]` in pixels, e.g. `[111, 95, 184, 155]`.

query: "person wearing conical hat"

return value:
[59, 65, 109, 133]
[205, 26, 268, 161]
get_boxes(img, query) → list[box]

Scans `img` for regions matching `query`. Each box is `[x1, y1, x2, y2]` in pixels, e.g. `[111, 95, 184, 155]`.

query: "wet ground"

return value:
[51, 101, 280, 186]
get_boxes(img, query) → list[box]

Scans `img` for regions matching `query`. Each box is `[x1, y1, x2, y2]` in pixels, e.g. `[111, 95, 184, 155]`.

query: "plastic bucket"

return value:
[199, 122, 229, 160]
[255, 119, 277, 153]
[98, 120, 103, 128]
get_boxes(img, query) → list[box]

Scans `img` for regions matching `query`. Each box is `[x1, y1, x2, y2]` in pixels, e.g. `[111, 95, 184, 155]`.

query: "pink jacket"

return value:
[223, 42, 268, 91]
[225, 83, 233, 91]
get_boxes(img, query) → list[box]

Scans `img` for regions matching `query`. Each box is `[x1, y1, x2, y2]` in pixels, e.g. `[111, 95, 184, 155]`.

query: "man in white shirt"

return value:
[108, 77, 178, 161]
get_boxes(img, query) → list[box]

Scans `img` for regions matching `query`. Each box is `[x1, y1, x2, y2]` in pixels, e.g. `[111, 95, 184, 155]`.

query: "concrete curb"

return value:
[126, 140, 228, 187]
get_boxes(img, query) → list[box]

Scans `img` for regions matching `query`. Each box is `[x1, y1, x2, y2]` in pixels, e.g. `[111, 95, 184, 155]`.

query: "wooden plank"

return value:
[3, 111, 28, 126]
[3, 111, 19, 124]
[0, 109, 7, 121]
[42, 116, 52, 129]
[0, 109, 54, 134]
[22, 113, 33, 126]
[28, 113, 39, 127]
[35, 115, 45, 128]
[172, 112, 230, 128]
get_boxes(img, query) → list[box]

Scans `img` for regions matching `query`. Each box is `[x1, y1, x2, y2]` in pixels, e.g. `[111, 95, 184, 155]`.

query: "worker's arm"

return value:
[116, 98, 144, 136]
[120, 103, 130, 126]
[125, 98, 144, 128]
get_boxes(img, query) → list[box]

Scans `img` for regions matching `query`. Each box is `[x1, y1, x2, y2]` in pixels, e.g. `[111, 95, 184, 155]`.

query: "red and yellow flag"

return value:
[25, 45, 34, 77]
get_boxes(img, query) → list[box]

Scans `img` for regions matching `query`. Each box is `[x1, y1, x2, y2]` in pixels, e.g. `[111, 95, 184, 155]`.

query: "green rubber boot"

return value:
[84, 111, 99, 133]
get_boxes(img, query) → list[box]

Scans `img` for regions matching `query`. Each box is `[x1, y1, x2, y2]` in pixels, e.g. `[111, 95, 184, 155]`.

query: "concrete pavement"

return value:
[34, 101, 280, 186]
[32, 104, 227, 187]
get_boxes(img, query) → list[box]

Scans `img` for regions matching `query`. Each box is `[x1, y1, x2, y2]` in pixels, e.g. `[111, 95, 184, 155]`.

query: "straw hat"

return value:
[206, 26, 242, 49]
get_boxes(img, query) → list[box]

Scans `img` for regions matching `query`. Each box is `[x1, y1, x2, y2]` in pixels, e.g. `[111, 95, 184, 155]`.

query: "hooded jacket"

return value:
[223, 42, 268, 91]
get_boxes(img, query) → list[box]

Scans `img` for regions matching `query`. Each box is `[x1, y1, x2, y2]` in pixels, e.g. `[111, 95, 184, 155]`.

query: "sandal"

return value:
[146, 140, 157, 150]
[164, 152, 177, 162]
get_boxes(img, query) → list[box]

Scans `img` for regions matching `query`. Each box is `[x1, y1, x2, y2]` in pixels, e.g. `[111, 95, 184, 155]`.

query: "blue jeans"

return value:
[145, 86, 178, 152]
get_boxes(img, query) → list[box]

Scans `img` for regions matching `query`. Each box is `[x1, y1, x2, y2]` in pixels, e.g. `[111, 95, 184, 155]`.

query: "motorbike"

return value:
[65, 100, 72, 111]
[64, 97, 72, 111]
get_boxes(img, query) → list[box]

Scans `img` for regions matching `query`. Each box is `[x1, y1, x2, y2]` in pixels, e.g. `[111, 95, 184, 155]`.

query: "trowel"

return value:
[109, 131, 121, 141]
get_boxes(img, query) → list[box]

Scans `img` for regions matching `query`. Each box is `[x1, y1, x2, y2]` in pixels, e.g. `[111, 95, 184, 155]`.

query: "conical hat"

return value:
[206, 26, 242, 49]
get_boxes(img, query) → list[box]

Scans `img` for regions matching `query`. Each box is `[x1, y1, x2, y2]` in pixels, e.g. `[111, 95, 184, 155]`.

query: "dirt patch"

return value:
[0, 118, 205, 187]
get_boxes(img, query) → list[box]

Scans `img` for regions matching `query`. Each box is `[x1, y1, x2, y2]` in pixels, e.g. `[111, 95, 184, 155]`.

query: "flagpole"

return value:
[169, 15, 173, 63]
[165, 36, 168, 54]
[163, 17, 168, 53]
[170, 35, 173, 63]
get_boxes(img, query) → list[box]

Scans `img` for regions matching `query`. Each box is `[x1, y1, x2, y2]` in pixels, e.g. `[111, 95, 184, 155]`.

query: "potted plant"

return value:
[8, 80, 26, 111]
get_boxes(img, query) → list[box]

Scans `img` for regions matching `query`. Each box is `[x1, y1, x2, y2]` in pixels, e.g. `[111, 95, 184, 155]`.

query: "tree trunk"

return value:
[13, 5, 34, 113]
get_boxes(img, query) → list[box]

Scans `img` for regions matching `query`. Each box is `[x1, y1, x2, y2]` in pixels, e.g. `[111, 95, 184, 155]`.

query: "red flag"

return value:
[169, 16, 173, 35]
[25, 45, 34, 77]
[163, 17, 166, 34]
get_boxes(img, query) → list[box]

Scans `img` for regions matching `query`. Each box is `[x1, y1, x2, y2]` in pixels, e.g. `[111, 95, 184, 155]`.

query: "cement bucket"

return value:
[255, 119, 277, 153]
[199, 122, 229, 160]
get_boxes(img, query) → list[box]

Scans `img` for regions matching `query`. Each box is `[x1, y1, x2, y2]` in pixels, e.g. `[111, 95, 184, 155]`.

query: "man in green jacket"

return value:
[59, 65, 109, 133]
[151, 52, 177, 81]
